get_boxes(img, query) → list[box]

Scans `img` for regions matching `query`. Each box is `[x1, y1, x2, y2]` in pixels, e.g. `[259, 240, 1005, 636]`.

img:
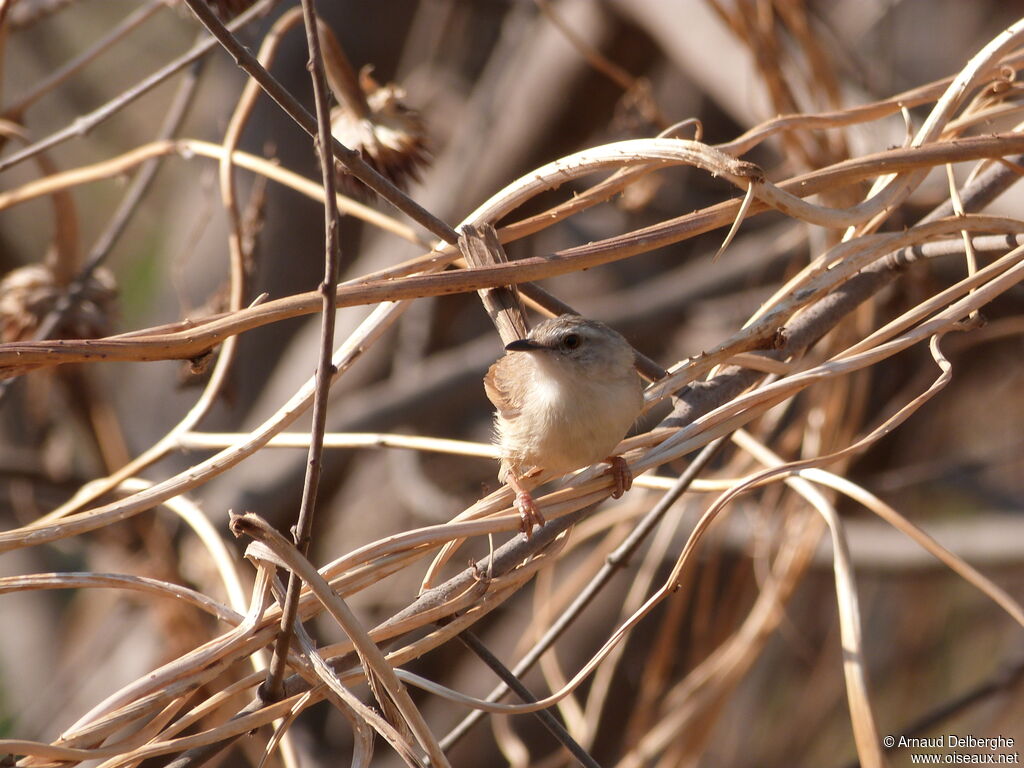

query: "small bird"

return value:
[484, 315, 645, 536]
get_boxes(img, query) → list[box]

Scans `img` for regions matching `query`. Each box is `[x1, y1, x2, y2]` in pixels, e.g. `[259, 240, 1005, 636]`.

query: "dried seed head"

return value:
[0, 264, 117, 342]
[330, 67, 430, 197]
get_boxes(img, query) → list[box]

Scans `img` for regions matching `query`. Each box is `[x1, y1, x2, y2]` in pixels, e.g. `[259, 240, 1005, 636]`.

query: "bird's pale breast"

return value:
[495, 355, 642, 477]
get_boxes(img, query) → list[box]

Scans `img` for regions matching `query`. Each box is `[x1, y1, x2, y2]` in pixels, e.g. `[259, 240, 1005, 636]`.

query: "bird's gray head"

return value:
[504, 315, 636, 379]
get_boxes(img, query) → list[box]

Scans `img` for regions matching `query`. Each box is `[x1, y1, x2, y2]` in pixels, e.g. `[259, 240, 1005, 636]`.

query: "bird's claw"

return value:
[515, 491, 546, 538]
[605, 455, 633, 499]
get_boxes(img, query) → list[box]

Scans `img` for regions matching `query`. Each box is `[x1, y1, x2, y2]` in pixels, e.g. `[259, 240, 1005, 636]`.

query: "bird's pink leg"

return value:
[507, 472, 545, 537]
[604, 456, 633, 499]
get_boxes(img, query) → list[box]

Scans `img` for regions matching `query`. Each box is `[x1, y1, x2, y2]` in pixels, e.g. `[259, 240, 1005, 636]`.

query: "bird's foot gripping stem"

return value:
[508, 473, 545, 537]
[604, 455, 633, 499]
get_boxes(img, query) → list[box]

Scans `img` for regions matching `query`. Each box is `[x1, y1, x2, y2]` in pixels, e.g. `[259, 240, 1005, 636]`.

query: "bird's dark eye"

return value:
[563, 333, 581, 350]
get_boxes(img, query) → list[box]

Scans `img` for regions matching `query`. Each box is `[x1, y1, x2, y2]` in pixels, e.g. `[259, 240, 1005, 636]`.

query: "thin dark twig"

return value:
[5, 0, 165, 118]
[163, 500, 603, 768]
[153, 122, 1024, 768]
[151, 137, 1024, 757]
[438, 436, 728, 753]
[83, 60, 207, 276]
[179, 0, 458, 246]
[262, 0, 345, 704]
[0, 0, 277, 174]
[44, 60, 206, 335]
[156, 435, 724, 768]
[0, 57, 207, 404]
[663, 153, 1024, 429]
[458, 629, 604, 768]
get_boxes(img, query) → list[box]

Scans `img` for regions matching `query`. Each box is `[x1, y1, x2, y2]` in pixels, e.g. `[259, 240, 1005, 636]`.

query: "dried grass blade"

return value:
[230, 513, 451, 768]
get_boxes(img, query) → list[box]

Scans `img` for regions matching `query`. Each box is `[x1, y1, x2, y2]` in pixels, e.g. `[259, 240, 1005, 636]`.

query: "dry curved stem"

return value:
[0, 138, 429, 244]
[0, 122, 80, 288]
[3, 0, 164, 120]
[0, 301, 409, 553]
[0, 0, 277, 174]
[413, 319, 973, 745]
[425, 244, 1024, 569]
[3, 128, 1024, 378]
[179, 0, 455, 244]
[715, 48, 1024, 157]
[203, 7, 307, 437]
[0, 572, 240, 623]
[6, 12, 1024, 768]
[796, 468, 1024, 628]
[262, 0, 346, 706]
[232, 512, 451, 768]
[291, 625, 416, 766]
[727, 432, 884, 766]
[7, 131, 1024, 379]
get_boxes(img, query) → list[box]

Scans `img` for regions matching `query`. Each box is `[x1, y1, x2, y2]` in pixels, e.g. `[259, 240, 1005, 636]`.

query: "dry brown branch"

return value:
[3, 3, 1024, 768]
[2, 133, 1024, 381]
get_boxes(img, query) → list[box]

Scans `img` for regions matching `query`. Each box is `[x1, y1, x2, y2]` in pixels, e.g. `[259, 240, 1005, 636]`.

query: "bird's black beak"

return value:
[505, 338, 543, 352]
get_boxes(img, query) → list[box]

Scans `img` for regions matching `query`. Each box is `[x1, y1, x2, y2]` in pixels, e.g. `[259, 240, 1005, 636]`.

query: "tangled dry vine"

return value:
[2, 3, 1023, 768]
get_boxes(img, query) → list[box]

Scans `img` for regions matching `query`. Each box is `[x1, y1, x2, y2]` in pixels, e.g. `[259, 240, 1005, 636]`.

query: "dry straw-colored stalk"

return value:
[2, 3, 1024, 768]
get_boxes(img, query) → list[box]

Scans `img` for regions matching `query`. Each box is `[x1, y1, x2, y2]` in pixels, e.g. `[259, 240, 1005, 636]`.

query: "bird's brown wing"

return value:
[483, 356, 523, 420]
